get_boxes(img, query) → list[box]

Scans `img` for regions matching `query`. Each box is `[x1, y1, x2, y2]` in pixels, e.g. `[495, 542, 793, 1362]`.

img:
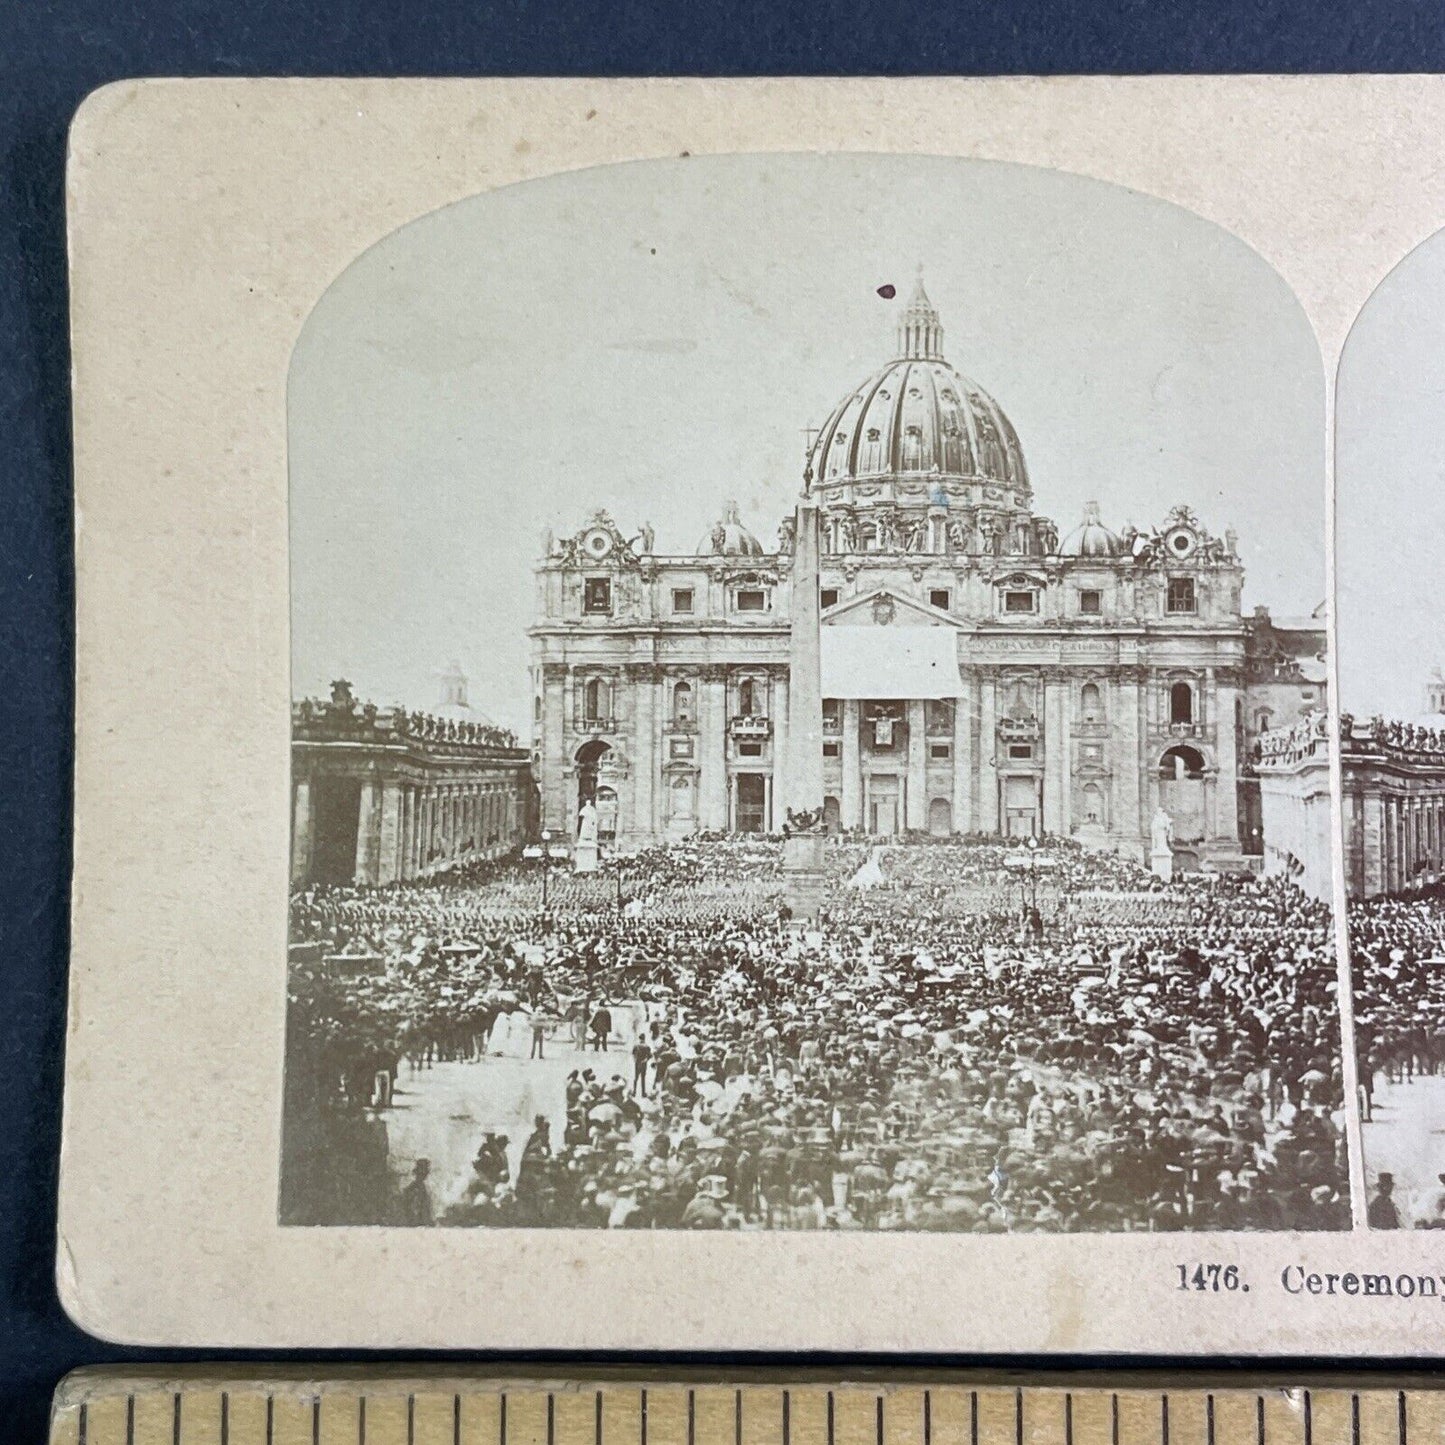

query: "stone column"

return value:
[1213, 670, 1240, 848]
[354, 777, 380, 884]
[841, 698, 862, 829]
[1383, 796, 1394, 889]
[773, 671, 790, 811]
[699, 668, 728, 830]
[541, 664, 568, 834]
[401, 785, 416, 880]
[905, 700, 927, 830]
[978, 673, 999, 833]
[632, 667, 657, 844]
[1041, 674, 1069, 837]
[290, 776, 313, 886]
[951, 682, 971, 834]
[782, 494, 824, 819]
[1111, 670, 1142, 858]
[378, 780, 403, 884]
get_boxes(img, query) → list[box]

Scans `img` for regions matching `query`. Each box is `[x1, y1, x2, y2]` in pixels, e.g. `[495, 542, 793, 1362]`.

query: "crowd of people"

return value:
[282, 835, 1350, 1232]
[1348, 886, 1445, 1228]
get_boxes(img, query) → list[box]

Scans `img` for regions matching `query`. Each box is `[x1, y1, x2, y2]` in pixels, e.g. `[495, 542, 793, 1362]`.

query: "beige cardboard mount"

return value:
[61, 76, 1445, 1352]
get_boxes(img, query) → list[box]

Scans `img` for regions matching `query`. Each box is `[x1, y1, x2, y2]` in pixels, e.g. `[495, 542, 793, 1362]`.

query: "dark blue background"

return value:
[6, 2, 1445, 1440]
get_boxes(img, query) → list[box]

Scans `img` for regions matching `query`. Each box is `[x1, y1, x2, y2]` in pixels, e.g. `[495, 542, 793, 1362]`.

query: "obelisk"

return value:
[784, 488, 824, 817]
[781, 484, 826, 916]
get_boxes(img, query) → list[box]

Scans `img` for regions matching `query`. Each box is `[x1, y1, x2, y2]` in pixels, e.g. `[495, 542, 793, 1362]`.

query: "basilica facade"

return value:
[530, 278, 1298, 868]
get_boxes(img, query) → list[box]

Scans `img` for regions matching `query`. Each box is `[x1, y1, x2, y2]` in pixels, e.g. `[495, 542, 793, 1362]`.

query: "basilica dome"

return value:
[1059, 501, 1122, 558]
[805, 275, 1030, 501]
[698, 501, 765, 557]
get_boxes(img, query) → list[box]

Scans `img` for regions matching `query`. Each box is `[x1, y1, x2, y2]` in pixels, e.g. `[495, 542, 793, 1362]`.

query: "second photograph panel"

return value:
[1337, 228, 1445, 1230]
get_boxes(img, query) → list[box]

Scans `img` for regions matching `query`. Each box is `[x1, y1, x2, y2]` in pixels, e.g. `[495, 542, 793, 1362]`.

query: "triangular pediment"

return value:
[822, 587, 962, 629]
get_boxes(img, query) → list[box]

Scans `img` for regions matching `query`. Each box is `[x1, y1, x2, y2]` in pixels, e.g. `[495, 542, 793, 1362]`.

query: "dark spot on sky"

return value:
[877, 284, 896, 299]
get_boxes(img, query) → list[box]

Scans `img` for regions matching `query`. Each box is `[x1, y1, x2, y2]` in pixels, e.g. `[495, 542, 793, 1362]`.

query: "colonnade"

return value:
[375, 777, 520, 883]
[1361, 791, 1445, 897]
[290, 770, 528, 888]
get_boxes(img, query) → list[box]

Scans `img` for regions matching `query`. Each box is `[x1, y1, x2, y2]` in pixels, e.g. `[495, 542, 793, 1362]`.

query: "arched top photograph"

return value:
[281, 148, 1343, 1244]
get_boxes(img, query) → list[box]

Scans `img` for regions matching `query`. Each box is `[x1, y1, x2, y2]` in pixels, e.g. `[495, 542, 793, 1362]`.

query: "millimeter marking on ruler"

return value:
[46, 1380, 1445, 1445]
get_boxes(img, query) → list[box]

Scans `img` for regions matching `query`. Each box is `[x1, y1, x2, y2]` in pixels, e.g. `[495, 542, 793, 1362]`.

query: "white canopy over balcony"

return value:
[819, 625, 963, 700]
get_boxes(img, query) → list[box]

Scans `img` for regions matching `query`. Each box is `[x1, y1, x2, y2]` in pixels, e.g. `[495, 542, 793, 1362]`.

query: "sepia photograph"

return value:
[276, 153, 1348, 1234]
[1334, 227, 1445, 1229]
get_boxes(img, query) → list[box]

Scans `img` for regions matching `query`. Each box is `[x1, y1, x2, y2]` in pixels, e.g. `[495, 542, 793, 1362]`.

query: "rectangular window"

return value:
[1008, 743, 1034, 760]
[820, 587, 839, 609]
[929, 588, 951, 611]
[930, 741, 951, 761]
[1004, 589, 1036, 614]
[735, 589, 767, 612]
[1079, 589, 1102, 615]
[1082, 744, 1103, 763]
[671, 587, 694, 614]
[670, 737, 694, 759]
[822, 740, 841, 758]
[1301, 689, 1316, 702]
[583, 577, 612, 614]
[1166, 576, 1196, 614]
[737, 740, 764, 757]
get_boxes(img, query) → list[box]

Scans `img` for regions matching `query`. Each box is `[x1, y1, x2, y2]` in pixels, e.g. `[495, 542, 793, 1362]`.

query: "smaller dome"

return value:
[699, 500, 764, 557]
[434, 661, 496, 726]
[1060, 500, 1121, 558]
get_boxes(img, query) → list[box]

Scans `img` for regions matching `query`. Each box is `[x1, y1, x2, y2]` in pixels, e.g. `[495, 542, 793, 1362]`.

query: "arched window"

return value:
[738, 678, 757, 717]
[584, 677, 608, 722]
[533, 695, 542, 721]
[1080, 682, 1103, 723]
[672, 680, 694, 727]
[1255, 707, 1273, 733]
[1169, 681, 1194, 726]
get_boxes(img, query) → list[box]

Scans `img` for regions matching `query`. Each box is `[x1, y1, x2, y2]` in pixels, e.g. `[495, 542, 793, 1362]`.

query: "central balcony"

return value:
[729, 715, 772, 740]
[998, 715, 1042, 743]
[1162, 721, 1211, 741]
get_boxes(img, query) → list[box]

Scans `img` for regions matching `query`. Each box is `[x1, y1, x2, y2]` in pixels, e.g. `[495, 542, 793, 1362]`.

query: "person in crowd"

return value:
[401, 1158, 434, 1226]
[590, 1003, 614, 1052]
[1367, 1172, 1401, 1229]
[631, 1035, 652, 1097]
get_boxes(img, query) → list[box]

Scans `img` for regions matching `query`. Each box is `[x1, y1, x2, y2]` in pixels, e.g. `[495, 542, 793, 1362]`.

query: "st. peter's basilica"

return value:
[528, 276, 1322, 868]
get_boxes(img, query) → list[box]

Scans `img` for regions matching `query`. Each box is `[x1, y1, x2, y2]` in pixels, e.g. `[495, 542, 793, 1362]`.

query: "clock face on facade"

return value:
[1164, 525, 1198, 559]
[581, 526, 614, 560]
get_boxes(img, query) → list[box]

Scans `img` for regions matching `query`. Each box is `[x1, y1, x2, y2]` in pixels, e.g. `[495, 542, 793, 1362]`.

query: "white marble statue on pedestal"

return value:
[574, 799, 600, 873]
[1149, 805, 1174, 882]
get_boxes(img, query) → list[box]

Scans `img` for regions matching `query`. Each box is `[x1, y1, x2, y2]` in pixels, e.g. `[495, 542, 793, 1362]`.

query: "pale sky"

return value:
[289, 153, 1324, 735]
[1337, 226, 1445, 718]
